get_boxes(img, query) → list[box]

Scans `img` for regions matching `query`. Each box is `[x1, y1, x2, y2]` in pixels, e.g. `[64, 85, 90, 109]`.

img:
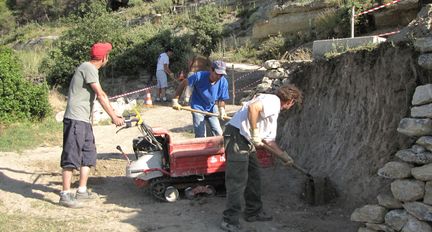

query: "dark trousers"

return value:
[222, 125, 263, 225]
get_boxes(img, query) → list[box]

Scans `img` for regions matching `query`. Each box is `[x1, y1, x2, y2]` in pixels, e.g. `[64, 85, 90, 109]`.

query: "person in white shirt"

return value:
[220, 84, 303, 232]
[156, 47, 174, 102]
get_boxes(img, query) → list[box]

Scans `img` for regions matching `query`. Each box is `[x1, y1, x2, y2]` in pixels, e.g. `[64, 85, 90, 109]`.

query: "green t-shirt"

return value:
[64, 62, 99, 123]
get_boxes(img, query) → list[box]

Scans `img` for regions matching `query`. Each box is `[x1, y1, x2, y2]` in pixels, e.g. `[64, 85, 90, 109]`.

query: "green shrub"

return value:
[153, 0, 173, 14]
[315, 7, 351, 39]
[111, 28, 193, 78]
[6, 0, 88, 24]
[0, 46, 51, 123]
[0, 1, 15, 34]
[41, 1, 128, 92]
[258, 33, 285, 61]
[187, 5, 223, 56]
[42, 0, 195, 91]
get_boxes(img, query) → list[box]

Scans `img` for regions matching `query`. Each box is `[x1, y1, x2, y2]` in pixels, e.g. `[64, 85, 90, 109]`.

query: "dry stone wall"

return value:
[350, 38, 432, 232]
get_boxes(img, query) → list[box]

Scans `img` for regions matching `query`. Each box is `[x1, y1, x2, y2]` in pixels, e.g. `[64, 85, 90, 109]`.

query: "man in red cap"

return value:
[59, 42, 125, 208]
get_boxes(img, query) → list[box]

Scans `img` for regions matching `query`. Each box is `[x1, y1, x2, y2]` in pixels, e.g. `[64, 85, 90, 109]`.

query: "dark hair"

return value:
[276, 84, 303, 106]
[165, 47, 174, 53]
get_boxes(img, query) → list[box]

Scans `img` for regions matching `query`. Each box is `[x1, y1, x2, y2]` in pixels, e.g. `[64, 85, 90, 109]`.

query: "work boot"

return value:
[220, 221, 241, 232]
[75, 190, 97, 202]
[59, 192, 83, 208]
[244, 211, 273, 222]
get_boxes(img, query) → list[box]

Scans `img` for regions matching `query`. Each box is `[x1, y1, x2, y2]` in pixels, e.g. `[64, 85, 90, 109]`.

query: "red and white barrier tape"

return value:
[109, 85, 156, 100]
[376, 30, 400, 37]
[232, 66, 264, 83]
[110, 68, 264, 101]
[355, 0, 401, 17]
[233, 78, 263, 94]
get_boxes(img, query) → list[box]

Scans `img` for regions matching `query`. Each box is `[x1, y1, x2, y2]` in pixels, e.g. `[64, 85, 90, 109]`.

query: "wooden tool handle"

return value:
[179, 106, 232, 120]
[261, 142, 309, 176]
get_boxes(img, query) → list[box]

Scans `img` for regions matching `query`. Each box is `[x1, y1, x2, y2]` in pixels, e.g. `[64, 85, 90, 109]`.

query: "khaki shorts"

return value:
[156, 70, 168, 88]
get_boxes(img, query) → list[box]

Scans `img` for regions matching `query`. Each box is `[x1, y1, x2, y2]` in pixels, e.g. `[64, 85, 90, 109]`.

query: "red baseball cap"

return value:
[90, 42, 112, 60]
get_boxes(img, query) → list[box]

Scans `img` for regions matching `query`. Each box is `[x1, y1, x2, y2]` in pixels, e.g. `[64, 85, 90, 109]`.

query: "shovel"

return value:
[261, 141, 332, 205]
[178, 106, 232, 120]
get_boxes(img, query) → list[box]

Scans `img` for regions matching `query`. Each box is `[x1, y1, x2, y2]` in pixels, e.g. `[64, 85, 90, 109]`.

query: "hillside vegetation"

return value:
[0, 0, 398, 150]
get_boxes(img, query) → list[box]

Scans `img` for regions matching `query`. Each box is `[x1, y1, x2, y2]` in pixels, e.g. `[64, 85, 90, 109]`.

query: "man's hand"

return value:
[219, 107, 227, 120]
[250, 128, 263, 147]
[172, 99, 182, 110]
[279, 151, 294, 166]
[112, 115, 125, 127]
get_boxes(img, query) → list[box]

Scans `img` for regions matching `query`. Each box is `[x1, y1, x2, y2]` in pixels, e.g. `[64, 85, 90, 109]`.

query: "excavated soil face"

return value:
[278, 43, 432, 210]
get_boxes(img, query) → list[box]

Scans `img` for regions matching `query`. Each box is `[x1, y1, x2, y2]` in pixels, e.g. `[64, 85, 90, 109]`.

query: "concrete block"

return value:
[312, 36, 387, 58]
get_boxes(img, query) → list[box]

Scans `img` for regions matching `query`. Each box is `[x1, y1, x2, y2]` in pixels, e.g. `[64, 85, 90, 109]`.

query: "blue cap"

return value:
[212, 60, 227, 75]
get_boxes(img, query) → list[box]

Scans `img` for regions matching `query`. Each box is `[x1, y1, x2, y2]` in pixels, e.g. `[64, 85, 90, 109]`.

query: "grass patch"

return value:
[324, 42, 379, 59]
[0, 213, 88, 232]
[0, 117, 62, 152]
[16, 47, 51, 80]
[1, 22, 66, 46]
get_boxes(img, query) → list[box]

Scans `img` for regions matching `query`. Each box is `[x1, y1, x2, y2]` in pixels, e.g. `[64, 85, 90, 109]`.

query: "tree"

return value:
[0, 1, 15, 34]
[188, 5, 223, 56]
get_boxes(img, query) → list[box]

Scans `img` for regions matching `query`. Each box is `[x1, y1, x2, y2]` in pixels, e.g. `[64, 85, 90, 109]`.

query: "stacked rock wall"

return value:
[350, 38, 432, 232]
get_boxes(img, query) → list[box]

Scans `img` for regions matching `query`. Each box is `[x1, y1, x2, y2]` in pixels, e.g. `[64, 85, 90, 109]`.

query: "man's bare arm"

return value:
[248, 100, 263, 129]
[218, 100, 226, 109]
[172, 79, 188, 100]
[164, 64, 173, 76]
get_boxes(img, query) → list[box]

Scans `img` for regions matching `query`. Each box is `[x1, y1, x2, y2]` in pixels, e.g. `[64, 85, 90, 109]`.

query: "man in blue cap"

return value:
[172, 60, 229, 137]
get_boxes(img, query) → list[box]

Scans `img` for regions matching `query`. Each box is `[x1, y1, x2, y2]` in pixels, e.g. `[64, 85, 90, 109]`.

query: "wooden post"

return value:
[231, 64, 235, 105]
[351, 6, 355, 38]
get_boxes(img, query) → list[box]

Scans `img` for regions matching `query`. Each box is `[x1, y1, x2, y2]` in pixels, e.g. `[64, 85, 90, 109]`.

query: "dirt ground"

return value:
[0, 102, 357, 232]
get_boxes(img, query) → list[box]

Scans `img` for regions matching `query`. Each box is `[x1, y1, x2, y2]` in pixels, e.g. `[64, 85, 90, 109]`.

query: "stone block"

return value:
[419, 54, 432, 70]
[424, 181, 432, 205]
[391, 179, 425, 202]
[312, 36, 386, 58]
[403, 202, 432, 221]
[396, 148, 432, 165]
[351, 204, 387, 223]
[358, 227, 375, 232]
[265, 69, 288, 79]
[415, 37, 432, 53]
[402, 217, 432, 232]
[385, 209, 410, 231]
[365, 223, 395, 232]
[412, 163, 432, 181]
[397, 118, 432, 137]
[412, 84, 432, 106]
[412, 144, 427, 153]
[377, 193, 403, 209]
[378, 161, 412, 179]
[412, 103, 432, 118]
[263, 60, 281, 69]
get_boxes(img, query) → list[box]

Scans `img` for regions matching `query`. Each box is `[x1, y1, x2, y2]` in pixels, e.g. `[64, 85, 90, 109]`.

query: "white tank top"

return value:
[228, 94, 281, 141]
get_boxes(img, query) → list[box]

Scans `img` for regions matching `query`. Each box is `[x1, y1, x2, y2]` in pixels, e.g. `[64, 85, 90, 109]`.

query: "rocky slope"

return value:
[276, 42, 432, 210]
